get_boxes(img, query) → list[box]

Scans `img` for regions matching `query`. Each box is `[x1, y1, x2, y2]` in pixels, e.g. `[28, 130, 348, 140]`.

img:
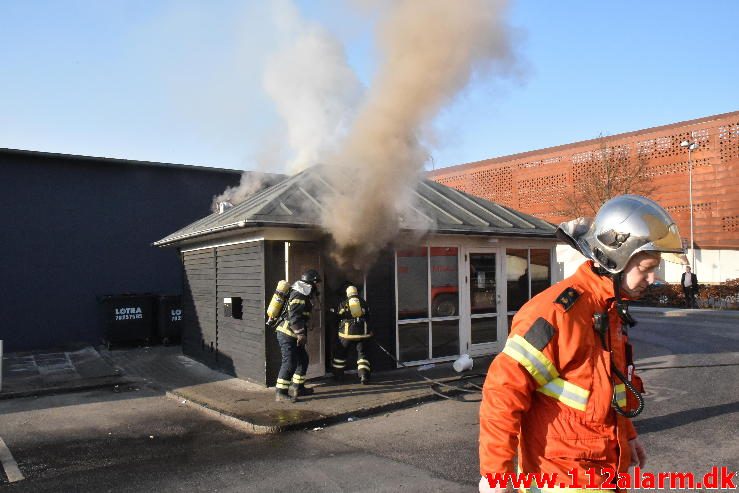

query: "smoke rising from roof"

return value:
[263, 0, 363, 174]
[211, 171, 284, 214]
[210, 0, 519, 270]
[322, 0, 518, 269]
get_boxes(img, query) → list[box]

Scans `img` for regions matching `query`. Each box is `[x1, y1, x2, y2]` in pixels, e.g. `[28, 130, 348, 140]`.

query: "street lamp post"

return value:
[680, 139, 699, 270]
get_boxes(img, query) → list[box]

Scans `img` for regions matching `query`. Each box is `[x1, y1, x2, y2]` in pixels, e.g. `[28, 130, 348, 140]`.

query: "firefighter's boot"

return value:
[288, 384, 313, 401]
[275, 389, 291, 402]
[359, 370, 370, 385]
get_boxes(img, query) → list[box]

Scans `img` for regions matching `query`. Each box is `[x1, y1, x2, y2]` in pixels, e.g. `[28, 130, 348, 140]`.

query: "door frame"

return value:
[285, 241, 325, 379]
[461, 246, 507, 357]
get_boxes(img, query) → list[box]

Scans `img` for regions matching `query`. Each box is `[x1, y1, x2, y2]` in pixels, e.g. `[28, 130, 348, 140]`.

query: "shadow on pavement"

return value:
[635, 400, 739, 435]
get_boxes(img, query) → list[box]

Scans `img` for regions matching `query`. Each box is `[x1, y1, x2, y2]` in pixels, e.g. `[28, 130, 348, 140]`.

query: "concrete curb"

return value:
[164, 390, 283, 434]
[163, 378, 478, 434]
[631, 306, 739, 319]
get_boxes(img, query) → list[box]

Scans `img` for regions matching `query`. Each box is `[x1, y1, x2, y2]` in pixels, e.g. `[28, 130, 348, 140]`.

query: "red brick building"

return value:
[429, 111, 739, 282]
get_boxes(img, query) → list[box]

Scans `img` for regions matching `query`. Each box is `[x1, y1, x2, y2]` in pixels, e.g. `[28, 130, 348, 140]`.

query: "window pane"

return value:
[471, 316, 497, 344]
[398, 322, 429, 362]
[431, 319, 459, 358]
[430, 247, 458, 317]
[470, 253, 496, 314]
[397, 248, 428, 320]
[530, 249, 551, 297]
[507, 249, 529, 311]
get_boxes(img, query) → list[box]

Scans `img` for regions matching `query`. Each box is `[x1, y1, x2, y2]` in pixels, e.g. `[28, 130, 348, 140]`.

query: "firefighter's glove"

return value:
[629, 437, 647, 468]
[478, 476, 512, 493]
[296, 334, 307, 346]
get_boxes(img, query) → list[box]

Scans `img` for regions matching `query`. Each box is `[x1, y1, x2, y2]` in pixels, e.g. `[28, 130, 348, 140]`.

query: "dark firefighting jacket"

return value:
[479, 261, 643, 490]
[276, 280, 313, 338]
[337, 296, 372, 341]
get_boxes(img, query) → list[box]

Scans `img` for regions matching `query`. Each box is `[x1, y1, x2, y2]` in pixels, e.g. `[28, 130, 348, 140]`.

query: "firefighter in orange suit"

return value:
[479, 195, 688, 493]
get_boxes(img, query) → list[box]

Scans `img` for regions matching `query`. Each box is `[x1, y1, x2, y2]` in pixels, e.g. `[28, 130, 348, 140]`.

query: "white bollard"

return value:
[453, 353, 473, 372]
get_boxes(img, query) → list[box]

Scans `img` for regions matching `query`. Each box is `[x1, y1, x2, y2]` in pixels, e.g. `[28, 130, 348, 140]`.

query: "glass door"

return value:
[466, 250, 503, 356]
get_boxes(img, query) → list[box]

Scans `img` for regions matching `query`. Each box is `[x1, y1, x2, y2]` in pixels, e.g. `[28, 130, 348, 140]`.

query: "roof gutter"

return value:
[153, 221, 248, 247]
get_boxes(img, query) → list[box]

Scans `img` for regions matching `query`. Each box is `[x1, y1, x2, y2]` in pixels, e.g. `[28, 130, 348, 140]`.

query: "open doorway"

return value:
[320, 254, 365, 374]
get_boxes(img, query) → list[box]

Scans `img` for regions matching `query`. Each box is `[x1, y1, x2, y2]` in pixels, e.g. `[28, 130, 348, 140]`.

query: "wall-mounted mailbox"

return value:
[223, 297, 243, 319]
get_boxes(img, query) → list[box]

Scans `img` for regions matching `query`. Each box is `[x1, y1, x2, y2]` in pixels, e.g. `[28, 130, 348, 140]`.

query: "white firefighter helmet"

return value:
[556, 195, 688, 274]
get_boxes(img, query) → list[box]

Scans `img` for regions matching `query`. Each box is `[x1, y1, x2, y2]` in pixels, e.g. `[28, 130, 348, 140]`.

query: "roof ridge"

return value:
[155, 166, 556, 247]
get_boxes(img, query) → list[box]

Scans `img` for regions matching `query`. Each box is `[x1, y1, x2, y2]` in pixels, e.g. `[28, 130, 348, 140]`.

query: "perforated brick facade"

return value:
[429, 111, 739, 250]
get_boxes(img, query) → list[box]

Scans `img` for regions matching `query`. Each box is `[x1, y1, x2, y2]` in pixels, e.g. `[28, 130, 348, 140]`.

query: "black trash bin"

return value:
[99, 294, 156, 348]
[157, 295, 183, 345]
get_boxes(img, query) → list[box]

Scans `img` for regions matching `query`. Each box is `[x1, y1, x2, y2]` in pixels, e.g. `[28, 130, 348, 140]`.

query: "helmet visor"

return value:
[634, 223, 689, 266]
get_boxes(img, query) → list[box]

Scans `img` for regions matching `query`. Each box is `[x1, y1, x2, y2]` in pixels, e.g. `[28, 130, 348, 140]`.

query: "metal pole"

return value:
[688, 147, 695, 270]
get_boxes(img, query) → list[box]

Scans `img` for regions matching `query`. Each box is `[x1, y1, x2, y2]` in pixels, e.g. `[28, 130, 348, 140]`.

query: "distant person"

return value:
[681, 266, 699, 308]
[479, 195, 688, 492]
[332, 282, 373, 384]
[274, 269, 320, 402]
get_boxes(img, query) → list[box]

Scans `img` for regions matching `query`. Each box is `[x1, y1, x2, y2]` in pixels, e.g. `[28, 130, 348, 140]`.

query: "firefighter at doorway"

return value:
[479, 195, 688, 492]
[275, 269, 320, 403]
[332, 283, 373, 384]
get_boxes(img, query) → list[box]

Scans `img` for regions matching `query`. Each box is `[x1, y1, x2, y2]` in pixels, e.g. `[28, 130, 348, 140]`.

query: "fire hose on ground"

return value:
[372, 339, 486, 402]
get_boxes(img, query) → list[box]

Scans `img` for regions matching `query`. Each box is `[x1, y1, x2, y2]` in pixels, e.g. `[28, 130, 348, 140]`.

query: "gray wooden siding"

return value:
[216, 241, 267, 384]
[182, 248, 217, 366]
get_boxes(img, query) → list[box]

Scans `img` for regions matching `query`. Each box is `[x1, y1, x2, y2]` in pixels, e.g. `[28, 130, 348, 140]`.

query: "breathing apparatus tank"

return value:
[266, 280, 290, 324]
[346, 285, 364, 318]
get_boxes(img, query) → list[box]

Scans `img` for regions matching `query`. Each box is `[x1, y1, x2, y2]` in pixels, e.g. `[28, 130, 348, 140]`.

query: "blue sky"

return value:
[1, 0, 738, 172]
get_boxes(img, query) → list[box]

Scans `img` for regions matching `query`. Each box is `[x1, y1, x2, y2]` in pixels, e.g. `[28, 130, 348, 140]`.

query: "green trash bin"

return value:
[157, 295, 183, 345]
[99, 294, 156, 349]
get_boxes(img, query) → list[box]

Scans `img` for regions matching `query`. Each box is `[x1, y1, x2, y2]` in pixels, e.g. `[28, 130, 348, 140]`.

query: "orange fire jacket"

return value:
[480, 261, 641, 485]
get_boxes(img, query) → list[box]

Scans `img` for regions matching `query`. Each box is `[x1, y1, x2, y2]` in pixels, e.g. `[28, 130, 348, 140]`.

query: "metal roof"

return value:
[154, 166, 556, 247]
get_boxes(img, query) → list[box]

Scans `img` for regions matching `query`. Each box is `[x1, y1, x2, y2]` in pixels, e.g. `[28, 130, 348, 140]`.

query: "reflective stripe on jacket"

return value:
[479, 261, 639, 486]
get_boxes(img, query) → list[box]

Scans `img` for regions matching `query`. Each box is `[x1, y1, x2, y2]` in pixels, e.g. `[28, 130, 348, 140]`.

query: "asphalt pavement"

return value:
[0, 345, 132, 399]
[2, 342, 489, 433]
[0, 308, 736, 492]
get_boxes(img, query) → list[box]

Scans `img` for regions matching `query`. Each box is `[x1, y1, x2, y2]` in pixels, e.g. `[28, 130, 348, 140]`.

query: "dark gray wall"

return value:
[182, 248, 217, 366]
[216, 242, 266, 383]
[0, 150, 241, 351]
[182, 242, 269, 385]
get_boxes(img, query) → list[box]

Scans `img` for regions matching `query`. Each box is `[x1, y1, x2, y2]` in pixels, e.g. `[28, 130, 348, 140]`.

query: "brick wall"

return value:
[429, 111, 739, 249]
